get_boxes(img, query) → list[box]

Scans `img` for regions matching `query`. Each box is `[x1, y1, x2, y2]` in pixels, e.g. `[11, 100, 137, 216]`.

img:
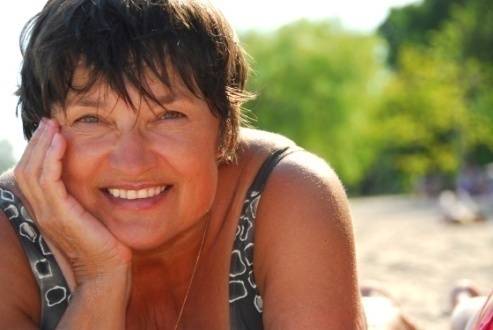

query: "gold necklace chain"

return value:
[173, 218, 210, 330]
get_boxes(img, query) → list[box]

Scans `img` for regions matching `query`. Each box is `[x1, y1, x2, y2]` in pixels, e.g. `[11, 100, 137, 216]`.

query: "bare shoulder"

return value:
[257, 149, 352, 237]
[237, 129, 350, 225]
[0, 171, 40, 327]
[237, 128, 297, 161]
[252, 150, 365, 329]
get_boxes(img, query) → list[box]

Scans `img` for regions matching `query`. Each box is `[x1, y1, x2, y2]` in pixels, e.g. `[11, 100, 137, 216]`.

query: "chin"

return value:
[101, 217, 171, 252]
[116, 229, 170, 252]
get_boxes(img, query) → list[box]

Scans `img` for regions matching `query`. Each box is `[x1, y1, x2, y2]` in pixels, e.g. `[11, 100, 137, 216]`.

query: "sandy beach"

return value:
[350, 195, 493, 330]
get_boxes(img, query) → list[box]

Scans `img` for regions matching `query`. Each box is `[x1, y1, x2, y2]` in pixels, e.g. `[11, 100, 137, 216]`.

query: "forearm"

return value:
[56, 267, 131, 329]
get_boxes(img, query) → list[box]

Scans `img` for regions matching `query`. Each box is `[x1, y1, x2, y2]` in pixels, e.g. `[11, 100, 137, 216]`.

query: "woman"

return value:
[0, 0, 364, 328]
[360, 286, 417, 330]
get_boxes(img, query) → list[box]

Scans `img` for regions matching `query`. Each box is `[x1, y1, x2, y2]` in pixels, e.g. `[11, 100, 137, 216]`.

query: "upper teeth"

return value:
[107, 186, 167, 200]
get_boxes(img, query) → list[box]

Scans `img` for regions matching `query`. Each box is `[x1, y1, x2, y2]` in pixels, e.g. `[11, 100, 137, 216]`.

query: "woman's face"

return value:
[53, 68, 220, 251]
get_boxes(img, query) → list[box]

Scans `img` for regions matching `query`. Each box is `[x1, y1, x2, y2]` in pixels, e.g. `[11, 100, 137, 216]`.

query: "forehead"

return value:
[67, 63, 199, 104]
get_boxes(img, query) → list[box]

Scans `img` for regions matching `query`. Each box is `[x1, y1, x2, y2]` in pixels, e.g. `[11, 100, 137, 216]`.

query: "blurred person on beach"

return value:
[418, 163, 493, 216]
[438, 162, 491, 225]
[361, 285, 417, 330]
[0, 0, 365, 328]
[450, 282, 493, 330]
[360, 282, 493, 330]
[438, 190, 485, 224]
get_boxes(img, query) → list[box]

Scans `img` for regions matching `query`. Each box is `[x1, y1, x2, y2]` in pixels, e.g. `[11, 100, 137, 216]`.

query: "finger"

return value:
[16, 119, 45, 179]
[24, 118, 46, 152]
[37, 132, 103, 252]
[15, 119, 47, 204]
[20, 120, 59, 209]
[25, 119, 59, 179]
[40, 131, 69, 201]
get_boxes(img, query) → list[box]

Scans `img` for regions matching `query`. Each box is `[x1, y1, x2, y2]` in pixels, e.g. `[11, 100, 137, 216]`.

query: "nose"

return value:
[109, 130, 157, 176]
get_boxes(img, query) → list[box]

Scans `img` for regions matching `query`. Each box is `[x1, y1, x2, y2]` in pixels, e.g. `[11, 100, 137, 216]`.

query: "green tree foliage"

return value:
[242, 20, 386, 187]
[235, 1, 492, 195]
[432, 0, 493, 156]
[371, 48, 467, 191]
[424, 2, 491, 73]
[378, 0, 466, 65]
[375, 0, 493, 192]
[0, 140, 15, 174]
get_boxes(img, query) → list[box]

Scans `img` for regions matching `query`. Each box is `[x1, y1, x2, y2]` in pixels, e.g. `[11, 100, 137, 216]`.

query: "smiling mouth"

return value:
[105, 185, 171, 200]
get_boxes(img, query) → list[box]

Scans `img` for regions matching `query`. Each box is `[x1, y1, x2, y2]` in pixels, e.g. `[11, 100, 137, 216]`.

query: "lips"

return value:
[106, 185, 169, 200]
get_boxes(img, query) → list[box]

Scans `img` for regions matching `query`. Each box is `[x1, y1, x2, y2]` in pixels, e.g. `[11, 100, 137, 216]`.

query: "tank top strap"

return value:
[0, 186, 70, 330]
[229, 146, 302, 329]
[246, 146, 300, 195]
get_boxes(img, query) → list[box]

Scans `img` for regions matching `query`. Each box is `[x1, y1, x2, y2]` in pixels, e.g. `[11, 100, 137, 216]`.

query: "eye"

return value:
[73, 115, 101, 124]
[159, 111, 186, 120]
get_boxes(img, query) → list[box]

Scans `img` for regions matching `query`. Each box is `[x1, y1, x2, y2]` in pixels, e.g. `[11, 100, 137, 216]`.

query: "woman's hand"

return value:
[14, 118, 132, 285]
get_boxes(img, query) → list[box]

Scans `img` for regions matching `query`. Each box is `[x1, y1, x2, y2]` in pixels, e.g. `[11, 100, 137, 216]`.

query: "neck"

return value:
[128, 214, 210, 310]
[133, 213, 209, 279]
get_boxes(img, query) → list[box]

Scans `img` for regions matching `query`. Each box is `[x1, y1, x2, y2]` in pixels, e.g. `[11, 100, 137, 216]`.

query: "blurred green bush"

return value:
[241, 0, 493, 196]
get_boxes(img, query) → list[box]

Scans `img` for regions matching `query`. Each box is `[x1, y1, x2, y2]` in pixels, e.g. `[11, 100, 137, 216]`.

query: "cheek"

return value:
[182, 161, 218, 220]
[193, 160, 219, 201]
[164, 137, 219, 217]
[178, 119, 221, 214]
[61, 127, 114, 168]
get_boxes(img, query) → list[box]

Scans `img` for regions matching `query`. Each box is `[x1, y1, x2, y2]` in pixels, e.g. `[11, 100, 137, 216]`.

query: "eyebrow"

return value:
[154, 93, 177, 105]
[71, 92, 177, 108]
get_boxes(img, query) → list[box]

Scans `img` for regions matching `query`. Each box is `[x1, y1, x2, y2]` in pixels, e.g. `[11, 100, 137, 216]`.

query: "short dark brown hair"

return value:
[17, 0, 252, 160]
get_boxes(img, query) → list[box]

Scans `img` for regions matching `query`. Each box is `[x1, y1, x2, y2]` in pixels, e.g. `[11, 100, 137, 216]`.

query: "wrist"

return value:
[71, 250, 132, 286]
[80, 262, 131, 285]
[56, 266, 131, 329]
[76, 264, 131, 300]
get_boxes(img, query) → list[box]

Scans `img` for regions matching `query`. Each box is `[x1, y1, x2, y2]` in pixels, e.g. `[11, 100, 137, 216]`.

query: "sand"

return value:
[350, 195, 493, 330]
